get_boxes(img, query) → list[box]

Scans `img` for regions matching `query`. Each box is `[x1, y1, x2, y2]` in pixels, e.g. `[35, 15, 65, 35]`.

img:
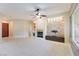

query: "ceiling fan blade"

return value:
[40, 15, 47, 17]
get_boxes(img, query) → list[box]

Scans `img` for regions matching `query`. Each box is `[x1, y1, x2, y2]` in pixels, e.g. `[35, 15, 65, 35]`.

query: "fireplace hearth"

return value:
[37, 32, 43, 38]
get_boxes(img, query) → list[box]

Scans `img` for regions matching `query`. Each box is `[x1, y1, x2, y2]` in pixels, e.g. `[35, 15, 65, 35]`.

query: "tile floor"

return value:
[0, 37, 74, 56]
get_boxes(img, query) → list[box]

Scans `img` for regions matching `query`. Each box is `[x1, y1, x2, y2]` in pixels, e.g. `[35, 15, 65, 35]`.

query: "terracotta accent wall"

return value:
[2, 23, 9, 37]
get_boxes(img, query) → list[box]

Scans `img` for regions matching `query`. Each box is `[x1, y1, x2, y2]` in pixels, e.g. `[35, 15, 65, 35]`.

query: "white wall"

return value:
[12, 20, 31, 38]
[64, 16, 70, 43]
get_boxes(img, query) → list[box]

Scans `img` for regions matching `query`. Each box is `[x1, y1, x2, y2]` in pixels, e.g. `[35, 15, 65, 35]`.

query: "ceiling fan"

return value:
[31, 7, 47, 19]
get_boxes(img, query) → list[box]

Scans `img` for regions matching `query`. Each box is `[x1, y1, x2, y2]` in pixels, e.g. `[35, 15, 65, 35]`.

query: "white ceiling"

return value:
[0, 3, 72, 20]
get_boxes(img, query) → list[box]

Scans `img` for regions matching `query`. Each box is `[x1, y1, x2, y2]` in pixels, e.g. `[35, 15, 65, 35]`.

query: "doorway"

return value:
[2, 23, 9, 37]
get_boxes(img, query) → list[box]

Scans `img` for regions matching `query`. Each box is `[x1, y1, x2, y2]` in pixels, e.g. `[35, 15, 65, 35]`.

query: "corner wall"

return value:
[70, 4, 79, 56]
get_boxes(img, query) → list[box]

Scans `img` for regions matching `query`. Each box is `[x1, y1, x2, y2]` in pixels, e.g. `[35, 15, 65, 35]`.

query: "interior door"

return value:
[2, 23, 9, 37]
